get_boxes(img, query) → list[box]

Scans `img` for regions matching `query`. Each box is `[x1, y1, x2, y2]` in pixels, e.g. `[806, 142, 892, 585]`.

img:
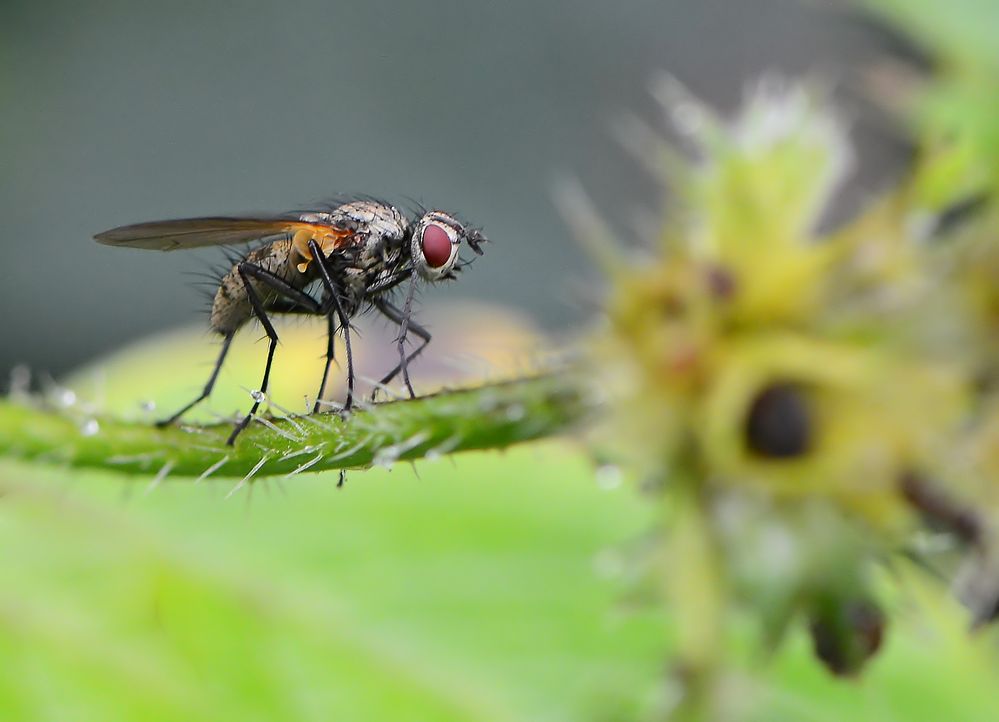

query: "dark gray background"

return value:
[1, 0, 906, 379]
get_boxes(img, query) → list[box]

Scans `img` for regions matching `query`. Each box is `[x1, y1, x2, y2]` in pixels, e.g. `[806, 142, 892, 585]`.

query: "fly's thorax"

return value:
[319, 201, 412, 304]
[210, 239, 306, 335]
[330, 200, 409, 242]
[332, 238, 407, 312]
[336, 201, 409, 276]
[291, 200, 409, 276]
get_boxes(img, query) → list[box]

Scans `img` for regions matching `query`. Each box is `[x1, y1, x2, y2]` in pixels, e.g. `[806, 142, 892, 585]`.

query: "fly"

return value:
[95, 198, 487, 445]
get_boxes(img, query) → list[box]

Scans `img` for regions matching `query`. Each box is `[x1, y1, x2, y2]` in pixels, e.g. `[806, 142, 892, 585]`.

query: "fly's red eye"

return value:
[421, 224, 453, 268]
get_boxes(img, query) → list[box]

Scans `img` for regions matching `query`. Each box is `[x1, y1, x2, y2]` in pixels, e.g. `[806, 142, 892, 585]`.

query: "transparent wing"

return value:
[94, 215, 351, 251]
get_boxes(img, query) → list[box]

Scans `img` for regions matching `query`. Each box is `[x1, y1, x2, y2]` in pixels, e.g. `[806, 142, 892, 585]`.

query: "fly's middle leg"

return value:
[312, 312, 338, 413]
[226, 263, 322, 445]
[308, 240, 355, 413]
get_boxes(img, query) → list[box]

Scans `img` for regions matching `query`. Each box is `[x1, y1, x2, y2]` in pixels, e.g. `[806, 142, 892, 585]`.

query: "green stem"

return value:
[0, 375, 587, 480]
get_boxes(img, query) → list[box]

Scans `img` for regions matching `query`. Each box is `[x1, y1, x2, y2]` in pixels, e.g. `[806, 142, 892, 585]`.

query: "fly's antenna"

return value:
[466, 228, 487, 255]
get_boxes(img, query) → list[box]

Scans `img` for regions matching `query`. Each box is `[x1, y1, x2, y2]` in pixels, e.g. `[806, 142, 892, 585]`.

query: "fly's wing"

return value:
[94, 214, 352, 251]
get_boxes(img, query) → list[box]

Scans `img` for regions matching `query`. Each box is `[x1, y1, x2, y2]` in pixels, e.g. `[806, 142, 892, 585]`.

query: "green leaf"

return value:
[0, 447, 664, 722]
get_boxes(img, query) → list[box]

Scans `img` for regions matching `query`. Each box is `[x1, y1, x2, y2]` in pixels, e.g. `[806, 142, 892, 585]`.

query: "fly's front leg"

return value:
[371, 293, 431, 402]
[394, 272, 422, 398]
[226, 263, 322, 445]
[307, 240, 355, 412]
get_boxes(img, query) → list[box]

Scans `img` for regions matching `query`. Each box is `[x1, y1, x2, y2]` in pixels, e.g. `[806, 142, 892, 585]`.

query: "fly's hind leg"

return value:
[226, 262, 322, 446]
[156, 332, 235, 427]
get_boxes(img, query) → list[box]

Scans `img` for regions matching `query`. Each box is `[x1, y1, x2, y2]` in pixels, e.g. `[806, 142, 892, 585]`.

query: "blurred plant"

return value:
[553, 1, 999, 715]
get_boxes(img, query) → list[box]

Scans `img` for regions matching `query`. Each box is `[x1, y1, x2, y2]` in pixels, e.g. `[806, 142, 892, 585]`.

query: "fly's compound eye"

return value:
[412, 212, 462, 281]
[421, 223, 453, 268]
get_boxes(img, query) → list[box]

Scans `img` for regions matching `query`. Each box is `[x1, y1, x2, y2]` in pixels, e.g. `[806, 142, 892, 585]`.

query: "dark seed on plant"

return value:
[809, 599, 885, 677]
[744, 382, 811, 458]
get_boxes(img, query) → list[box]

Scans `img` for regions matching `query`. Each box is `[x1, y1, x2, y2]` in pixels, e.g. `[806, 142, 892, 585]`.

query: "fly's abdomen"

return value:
[210, 239, 305, 335]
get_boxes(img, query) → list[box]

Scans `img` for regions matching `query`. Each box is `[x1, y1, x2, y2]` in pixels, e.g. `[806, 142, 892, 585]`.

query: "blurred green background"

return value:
[3, 438, 998, 721]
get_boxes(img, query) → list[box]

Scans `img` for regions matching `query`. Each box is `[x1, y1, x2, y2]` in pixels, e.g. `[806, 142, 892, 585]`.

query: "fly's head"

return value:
[410, 211, 487, 282]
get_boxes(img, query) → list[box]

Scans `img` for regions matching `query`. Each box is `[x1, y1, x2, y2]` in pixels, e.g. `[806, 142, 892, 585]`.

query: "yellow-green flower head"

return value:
[580, 77, 997, 664]
[593, 79, 967, 511]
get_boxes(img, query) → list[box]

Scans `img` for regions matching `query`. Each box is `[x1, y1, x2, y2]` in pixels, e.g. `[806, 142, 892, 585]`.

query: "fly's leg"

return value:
[227, 263, 323, 445]
[307, 240, 355, 413]
[370, 293, 431, 402]
[266, 298, 340, 410]
[312, 312, 337, 413]
[396, 273, 421, 398]
[156, 332, 235, 427]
